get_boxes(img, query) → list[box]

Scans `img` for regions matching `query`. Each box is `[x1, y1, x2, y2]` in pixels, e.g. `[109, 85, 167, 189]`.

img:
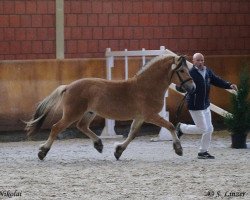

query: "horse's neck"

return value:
[136, 68, 170, 95]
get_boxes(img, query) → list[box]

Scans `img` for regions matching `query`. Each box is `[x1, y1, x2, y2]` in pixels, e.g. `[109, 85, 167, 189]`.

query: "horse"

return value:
[25, 54, 196, 160]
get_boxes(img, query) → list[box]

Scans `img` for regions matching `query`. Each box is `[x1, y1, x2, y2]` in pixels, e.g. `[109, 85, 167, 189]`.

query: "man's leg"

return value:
[177, 108, 215, 159]
[199, 107, 214, 153]
[179, 109, 208, 135]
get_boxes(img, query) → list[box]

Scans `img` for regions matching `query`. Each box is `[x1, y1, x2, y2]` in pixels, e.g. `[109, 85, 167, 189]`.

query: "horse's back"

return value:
[67, 77, 135, 97]
[64, 77, 139, 120]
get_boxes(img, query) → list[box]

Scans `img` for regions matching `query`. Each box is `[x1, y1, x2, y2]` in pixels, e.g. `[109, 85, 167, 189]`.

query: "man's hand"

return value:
[230, 84, 238, 91]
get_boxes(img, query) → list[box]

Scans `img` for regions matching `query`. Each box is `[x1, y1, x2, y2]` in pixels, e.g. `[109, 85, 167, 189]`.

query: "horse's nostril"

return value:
[184, 85, 196, 94]
[190, 86, 196, 94]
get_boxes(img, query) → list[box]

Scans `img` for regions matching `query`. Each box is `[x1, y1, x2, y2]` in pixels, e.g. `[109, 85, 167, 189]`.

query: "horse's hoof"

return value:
[38, 147, 50, 160]
[173, 142, 183, 156]
[114, 145, 124, 160]
[38, 150, 46, 160]
[94, 139, 103, 153]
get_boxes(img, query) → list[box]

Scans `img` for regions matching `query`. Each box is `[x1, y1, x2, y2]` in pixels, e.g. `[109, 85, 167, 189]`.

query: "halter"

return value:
[170, 56, 192, 126]
[170, 56, 193, 89]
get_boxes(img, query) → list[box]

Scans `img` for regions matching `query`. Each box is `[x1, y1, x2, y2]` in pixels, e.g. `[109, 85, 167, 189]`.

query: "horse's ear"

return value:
[181, 55, 189, 60]
[174, 55, 179, 63]
[183, 55, 188, 59]
[171, 63, 177, 70]
[171, 57, 177, 70]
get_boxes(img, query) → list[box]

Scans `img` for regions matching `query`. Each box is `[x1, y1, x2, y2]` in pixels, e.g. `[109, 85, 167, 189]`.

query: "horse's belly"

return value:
[95, 102, 137, 120]
[84, 80, 138, 120]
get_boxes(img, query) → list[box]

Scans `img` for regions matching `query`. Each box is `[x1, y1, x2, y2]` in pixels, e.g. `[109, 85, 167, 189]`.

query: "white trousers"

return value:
[180, 107, 214, 153]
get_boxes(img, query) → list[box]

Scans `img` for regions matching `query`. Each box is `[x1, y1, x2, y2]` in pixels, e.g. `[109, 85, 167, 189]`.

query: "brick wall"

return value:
[0, 0, 55, 60]
[0, 0, 250, 60]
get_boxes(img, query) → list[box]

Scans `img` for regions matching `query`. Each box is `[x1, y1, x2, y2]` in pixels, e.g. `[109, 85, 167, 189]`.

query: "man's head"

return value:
[193, 53, 205, 70]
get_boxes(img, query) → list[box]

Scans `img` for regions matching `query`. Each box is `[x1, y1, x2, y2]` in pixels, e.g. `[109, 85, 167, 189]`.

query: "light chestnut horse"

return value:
[25, 54, 195, 160]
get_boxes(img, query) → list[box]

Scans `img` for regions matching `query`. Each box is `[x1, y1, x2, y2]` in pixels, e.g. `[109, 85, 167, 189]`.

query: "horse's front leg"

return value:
[114, 118, 144, 160]
[146, 114, 183, 156]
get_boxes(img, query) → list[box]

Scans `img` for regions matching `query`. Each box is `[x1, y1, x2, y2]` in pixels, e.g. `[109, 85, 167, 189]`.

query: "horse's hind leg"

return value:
[38, 103, 85, 160]
[146, 114, 183, 156]
[76, 112, 103, 153]
[114, 118, 144, 160]
[38, 118, 74, 160]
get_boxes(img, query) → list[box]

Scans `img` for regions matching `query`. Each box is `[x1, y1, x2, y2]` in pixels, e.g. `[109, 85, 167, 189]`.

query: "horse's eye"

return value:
[179, 70, 184, 73]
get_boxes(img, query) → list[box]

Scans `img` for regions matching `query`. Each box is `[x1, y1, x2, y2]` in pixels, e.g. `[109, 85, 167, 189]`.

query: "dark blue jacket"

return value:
[186, 66, 232, 110]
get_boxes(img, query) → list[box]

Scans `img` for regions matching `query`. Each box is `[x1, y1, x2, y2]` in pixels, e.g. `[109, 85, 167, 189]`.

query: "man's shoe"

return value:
[176, 123, 183, 139]
[197, 151, 215, 159]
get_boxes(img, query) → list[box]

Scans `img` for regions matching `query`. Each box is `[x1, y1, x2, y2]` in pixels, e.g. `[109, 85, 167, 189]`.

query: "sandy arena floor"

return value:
[0, 131, 249, 200]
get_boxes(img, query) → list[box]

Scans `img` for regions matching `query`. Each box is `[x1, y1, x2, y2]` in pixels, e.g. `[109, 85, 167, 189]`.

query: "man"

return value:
[176, 53, 238, 159]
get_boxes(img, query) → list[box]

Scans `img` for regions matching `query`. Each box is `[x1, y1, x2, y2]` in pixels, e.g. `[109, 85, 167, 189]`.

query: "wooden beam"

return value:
[56, 0, 64, 59]
[168, 83, 232, 116]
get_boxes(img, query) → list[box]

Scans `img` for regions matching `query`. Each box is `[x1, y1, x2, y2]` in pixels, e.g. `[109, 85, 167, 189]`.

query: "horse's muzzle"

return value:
[184, 84, 196, 94]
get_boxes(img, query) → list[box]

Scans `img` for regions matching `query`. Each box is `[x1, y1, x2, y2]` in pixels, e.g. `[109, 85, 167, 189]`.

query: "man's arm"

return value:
[209, 69, 237, 91]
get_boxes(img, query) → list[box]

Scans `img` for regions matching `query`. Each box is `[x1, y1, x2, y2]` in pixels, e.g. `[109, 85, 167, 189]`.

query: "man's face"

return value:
[193, 54, 205, 70]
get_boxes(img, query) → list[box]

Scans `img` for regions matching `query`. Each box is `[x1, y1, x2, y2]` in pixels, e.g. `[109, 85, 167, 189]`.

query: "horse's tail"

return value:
[25, 85, 67, 137]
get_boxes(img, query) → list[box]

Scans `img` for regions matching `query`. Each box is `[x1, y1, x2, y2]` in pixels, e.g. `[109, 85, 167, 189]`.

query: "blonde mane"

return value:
[136, 54, 174, 75]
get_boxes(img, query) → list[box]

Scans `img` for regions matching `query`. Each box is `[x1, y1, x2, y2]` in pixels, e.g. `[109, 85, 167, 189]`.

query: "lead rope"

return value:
[175, 92, 188, 126]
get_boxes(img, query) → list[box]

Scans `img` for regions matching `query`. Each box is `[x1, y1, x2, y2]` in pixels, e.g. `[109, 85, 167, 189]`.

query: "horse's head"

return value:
[170, 55, 196, 94]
